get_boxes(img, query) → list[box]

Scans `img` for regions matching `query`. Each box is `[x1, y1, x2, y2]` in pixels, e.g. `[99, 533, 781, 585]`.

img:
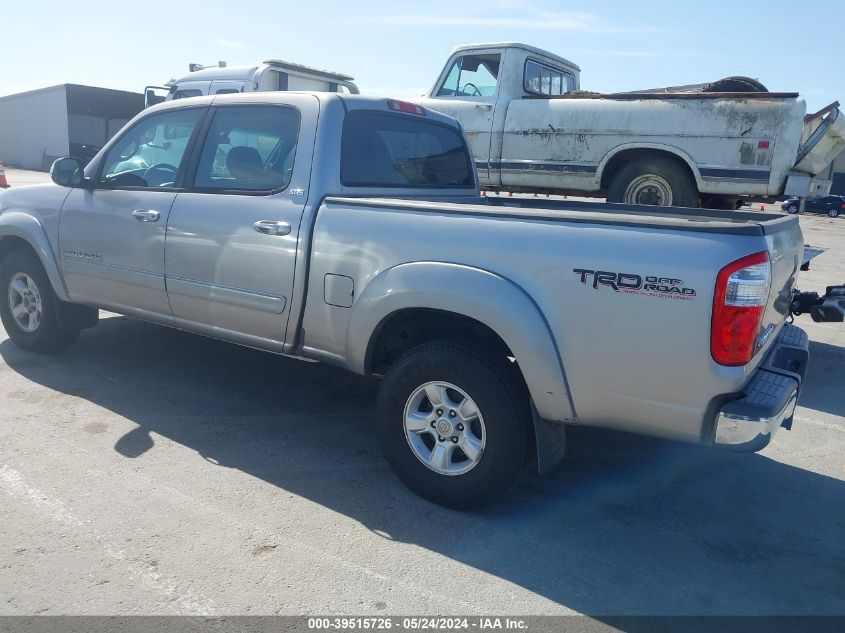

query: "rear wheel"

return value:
[377, 340, 530, 509]
[606, 156, 698, 208]
[828, 207, 840, 218]
[0, 249, 79, 353]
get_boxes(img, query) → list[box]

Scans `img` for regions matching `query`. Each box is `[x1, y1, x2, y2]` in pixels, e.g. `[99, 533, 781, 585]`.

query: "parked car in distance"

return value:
[0, 92, 814, 509]
[782, 195, 845, 217]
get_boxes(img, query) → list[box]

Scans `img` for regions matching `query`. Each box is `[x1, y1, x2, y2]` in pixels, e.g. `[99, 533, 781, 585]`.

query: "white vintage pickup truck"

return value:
[417, 42, 845, 208]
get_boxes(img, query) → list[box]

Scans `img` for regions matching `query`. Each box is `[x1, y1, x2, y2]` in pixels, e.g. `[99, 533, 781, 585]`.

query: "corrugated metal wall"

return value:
[0, 85, 70, 170]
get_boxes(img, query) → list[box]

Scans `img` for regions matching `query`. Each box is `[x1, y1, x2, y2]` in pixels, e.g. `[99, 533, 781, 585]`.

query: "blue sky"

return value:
[1, 0, 840, 111]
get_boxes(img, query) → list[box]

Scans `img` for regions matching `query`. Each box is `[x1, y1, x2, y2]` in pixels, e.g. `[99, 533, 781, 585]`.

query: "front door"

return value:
[164, 98, 316, 350]
[59, 107, 205, 321]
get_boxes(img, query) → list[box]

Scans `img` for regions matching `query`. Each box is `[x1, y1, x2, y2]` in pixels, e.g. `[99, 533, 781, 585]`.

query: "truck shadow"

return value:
[2, 315, 844, 615]
[798, 340, 845, 418]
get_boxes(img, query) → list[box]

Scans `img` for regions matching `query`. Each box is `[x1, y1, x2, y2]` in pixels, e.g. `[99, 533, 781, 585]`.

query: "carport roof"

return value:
[0, 83, 143, 103]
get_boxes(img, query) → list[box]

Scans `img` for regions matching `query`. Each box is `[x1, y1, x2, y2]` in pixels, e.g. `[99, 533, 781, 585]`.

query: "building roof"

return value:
[0, 83, 144, 103]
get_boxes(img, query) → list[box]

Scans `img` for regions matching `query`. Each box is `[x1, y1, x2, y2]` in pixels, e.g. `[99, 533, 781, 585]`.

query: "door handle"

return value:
[253, 220, 291, 236]
[132, 209, 160, 222]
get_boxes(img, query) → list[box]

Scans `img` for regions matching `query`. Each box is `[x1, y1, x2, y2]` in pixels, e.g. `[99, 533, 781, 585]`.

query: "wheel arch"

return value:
[0, 214, 68, 301]
[597, 143, 703, 192]
[346, 261, 576, 425]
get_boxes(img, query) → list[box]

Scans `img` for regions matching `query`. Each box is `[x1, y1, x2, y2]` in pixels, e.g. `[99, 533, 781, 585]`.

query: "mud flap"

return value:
[531, 403, 567, 474]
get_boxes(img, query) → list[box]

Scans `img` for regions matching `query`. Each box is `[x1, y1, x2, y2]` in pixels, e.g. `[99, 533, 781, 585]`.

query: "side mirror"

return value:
[50, 157, 86, 188]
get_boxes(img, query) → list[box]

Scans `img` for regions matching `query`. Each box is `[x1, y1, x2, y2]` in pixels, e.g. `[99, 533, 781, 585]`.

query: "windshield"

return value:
[436, 54, 500, 98]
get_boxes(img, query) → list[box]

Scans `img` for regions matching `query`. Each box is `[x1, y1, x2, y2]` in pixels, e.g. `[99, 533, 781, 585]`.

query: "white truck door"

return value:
[418, 53, 500, 186]
[169, 80, 211, 100]
[209, 80, 247, 95]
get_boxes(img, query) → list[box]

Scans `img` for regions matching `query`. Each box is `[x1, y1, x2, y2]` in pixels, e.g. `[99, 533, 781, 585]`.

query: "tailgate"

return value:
[793, 104, 845, 174]
[757, 216, 804, 359]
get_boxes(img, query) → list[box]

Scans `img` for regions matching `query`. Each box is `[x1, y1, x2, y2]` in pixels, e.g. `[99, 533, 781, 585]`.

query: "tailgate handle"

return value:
[253, 220, 291, 236]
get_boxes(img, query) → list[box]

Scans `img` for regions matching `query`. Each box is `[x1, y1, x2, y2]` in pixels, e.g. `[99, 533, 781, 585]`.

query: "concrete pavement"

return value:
[0, 186, 843, 616]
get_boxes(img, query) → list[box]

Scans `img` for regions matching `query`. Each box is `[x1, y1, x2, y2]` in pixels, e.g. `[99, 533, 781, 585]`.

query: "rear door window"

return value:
[192, 105, 300, 192]
[341, 111, 474, 188]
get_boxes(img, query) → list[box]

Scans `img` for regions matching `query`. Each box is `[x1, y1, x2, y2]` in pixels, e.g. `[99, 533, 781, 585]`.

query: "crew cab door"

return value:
[418, 52, 501, 186]
[164, 96, 317, 351]
[59, 106, 205, 320]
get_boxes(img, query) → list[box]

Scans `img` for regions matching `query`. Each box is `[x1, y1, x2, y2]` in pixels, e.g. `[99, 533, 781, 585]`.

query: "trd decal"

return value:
[573, 269, 696, 300]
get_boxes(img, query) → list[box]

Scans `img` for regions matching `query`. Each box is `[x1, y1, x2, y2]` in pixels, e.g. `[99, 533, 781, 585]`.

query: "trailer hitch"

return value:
[791, 285, 845, 322]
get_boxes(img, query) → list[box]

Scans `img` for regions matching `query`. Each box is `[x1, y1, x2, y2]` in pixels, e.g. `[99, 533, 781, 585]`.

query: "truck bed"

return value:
[327, 196, 799, 236]
[525, 91, 801, 101]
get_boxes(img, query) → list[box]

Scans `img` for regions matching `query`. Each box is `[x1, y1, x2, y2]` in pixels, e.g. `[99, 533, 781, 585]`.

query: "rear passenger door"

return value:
[164, 96, 318, 350]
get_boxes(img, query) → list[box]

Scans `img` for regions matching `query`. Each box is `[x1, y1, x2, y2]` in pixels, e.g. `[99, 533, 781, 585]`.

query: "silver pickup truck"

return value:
[0, 92, 812, 508]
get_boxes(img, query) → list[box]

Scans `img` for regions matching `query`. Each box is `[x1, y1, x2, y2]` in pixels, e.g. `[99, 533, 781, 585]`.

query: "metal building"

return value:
[0, 84, 145, 170]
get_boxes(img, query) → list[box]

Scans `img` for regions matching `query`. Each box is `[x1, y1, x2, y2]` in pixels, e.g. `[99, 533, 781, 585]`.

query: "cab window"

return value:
[172, 89, 203, 100]
[341, 111, 474, 188]
[98, 109, 202, 188]
[524, 60, 575, 96]
[436, 54, 500, 98]
[193, 105, 300, 192]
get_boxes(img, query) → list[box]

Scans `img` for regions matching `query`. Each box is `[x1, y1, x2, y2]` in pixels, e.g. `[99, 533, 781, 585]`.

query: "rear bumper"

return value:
[713, 323, 809, 452]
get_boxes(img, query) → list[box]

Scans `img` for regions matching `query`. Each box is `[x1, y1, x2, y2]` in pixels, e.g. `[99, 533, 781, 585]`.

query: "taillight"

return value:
[711, 251, 771, 366]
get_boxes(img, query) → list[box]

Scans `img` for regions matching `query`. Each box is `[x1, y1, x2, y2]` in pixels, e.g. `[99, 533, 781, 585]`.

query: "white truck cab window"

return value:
[524, 60, 574, 96]
[173, 89, 204, 100]
[436, 54, 500, 98]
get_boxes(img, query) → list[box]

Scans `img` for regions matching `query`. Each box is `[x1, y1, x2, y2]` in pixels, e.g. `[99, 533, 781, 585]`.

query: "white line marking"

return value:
[0, 464, 216, 615]
[793, 413, 845, 433]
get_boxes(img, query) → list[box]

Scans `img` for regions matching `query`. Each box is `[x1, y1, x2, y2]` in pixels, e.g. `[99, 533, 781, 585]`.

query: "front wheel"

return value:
[828, 207, 840, 218]
[606, 156, 698, 208]
[787, 204, 799, 214]
[377, 340, 531, 509]
[0, 249, 79, 353]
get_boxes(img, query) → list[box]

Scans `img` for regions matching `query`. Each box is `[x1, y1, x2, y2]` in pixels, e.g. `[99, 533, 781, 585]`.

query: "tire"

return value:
[828, 207, 840, 218]
[606, 156, 698, 208]
[377, 340, 531, 509]
[0, 248, 79, 353]
[787, 204, 799, 214]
